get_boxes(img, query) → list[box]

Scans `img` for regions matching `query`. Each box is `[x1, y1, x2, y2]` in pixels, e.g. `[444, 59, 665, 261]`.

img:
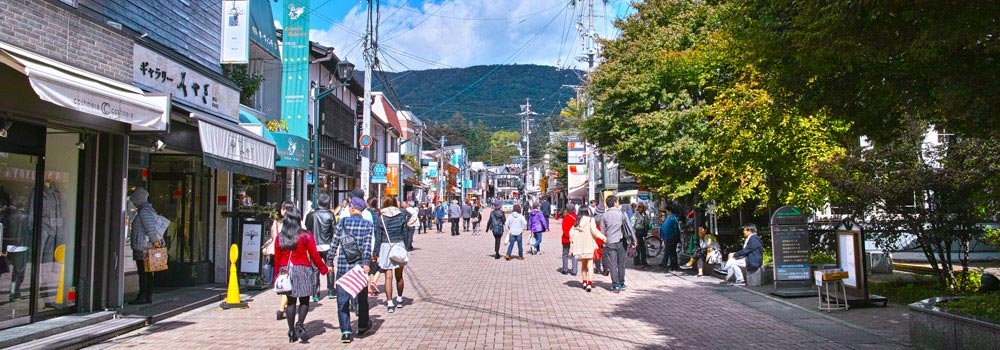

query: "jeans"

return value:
[660, 237, 680, 269]
[336, 285, 370, 334]
[562, 243, 578, 274]
[724, 257, 747, 282]
[532, 232, 543, 253]
[436, 217, 444, 232]
[634, 233, 648, 265]
[603, 242, 627, 287]
[450, 218, 460, 235]
[404, 226, 415, 251]
[506, 235, 523, 257]
[421, 217, 431, 233]
[463, 218, 470, 231]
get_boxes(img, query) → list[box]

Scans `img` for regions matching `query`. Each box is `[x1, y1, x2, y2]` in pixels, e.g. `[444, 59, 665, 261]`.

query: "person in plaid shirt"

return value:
[332, 197, 374, 343]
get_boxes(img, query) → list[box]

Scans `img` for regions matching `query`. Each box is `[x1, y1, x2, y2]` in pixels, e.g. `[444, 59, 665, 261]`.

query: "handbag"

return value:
[379, 216, 409, 266]
[621, 213, 636, 247]
[274, 250, 294, 294]
[144, 241, 169, 272]
[626, 244, 637, 258]
[527, 234, 537, 247]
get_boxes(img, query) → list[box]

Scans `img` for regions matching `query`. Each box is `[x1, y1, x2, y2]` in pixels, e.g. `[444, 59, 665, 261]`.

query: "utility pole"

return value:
[519, 99, 537, 193]
[438, 136, 445, 202]
[360, 0, 375, 198]
[576, 0, 599, 204]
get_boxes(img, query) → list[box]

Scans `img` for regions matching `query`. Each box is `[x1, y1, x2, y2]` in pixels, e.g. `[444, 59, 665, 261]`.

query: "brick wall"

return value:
[0, 0, 131, 82]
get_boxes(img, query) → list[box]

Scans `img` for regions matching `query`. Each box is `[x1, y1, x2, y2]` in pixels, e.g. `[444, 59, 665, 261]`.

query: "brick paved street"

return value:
[89, 211, 908, 350]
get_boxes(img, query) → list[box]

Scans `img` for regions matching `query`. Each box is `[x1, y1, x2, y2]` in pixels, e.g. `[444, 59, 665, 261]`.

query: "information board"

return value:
[773, 225, 811, 280]
[770, 205, 813, 297]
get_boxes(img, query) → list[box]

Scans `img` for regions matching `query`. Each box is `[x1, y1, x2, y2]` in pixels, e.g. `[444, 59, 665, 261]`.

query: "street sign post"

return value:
[359, 134, 373, 147]
[371, 163, 388, 184]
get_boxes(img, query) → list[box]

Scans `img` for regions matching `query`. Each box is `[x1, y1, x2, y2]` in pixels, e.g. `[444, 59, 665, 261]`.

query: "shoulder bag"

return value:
[337, 220, 362, 264]
[380, 216, 409, 266]
[274, 249, 294, 294]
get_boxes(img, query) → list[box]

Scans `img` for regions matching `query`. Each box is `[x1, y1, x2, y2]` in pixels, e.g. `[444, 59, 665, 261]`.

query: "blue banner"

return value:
[280, 0, 310, 138]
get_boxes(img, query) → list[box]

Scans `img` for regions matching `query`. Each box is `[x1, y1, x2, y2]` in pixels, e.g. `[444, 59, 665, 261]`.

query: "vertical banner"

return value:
[567, 136, 588, 200]
[240, 223, 262, 273]
[386, 166, 399, 196]
[280, 0, 311, 138]
[221, 0, 250, 63]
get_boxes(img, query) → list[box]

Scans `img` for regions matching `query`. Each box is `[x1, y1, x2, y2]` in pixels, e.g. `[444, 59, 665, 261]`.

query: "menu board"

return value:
[773, 225, 811, 281]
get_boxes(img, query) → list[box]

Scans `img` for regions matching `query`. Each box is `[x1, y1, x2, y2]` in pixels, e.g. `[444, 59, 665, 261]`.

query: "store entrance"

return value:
[148, 170, 213, 286]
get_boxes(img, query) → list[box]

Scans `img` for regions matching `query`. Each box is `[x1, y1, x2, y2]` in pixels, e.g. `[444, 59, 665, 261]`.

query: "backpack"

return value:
[336, 220, 362, 264]
[491, 211, 505, 235]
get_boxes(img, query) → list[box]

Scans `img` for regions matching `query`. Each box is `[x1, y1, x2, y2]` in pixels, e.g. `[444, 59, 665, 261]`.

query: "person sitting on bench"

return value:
[720, 224, 763, 285]
[680, 224, 721, 276]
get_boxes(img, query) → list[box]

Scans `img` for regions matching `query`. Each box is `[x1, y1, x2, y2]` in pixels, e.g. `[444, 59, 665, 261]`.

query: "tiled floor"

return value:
[88, 210, 908, 349]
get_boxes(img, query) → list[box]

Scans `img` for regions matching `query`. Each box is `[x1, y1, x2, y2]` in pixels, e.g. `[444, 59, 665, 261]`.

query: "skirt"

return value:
[288, 264, 318, 298]
[378, 242, 403, 270]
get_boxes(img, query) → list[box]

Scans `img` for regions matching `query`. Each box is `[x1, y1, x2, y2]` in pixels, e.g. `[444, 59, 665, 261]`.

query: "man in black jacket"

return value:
[306, 192, 337, 300]
[720, 223, 764, 285]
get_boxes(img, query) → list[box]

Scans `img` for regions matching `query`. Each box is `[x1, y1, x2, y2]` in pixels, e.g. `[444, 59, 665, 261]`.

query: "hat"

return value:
[566, 203, 576, 214]
[350, 197, 367, 210]
[129, 187, 149, 204]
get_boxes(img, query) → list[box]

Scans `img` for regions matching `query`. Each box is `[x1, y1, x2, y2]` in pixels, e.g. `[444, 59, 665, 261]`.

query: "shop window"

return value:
[0, 152, 39, 323]
[36, 130, 81, 313]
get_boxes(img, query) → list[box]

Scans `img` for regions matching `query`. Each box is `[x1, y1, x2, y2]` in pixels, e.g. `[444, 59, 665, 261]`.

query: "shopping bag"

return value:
[144, 246, 169, 272]
[335, 265, 369, 297]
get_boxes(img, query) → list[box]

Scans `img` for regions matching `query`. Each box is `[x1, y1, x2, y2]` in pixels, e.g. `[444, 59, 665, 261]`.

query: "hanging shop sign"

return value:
[248, 0, 280, 58]
[220, 0, 250, 64]
[133, 44, 239, 119]
[280, 0, 311, 138]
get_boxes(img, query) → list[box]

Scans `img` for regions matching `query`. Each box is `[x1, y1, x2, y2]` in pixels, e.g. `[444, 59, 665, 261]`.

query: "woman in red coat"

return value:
[560, 203, 579, 275]
[274, 207, 329, 343]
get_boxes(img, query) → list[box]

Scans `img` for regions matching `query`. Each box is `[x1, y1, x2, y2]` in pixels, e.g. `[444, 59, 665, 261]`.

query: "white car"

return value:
[501, 200, 514, 213]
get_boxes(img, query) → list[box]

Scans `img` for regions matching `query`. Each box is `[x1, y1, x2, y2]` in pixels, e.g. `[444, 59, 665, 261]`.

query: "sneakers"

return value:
[612, 285, 622, 294]
[395, 296, 404, 308]
[559, 268, 568, 275]
[585, 280, 593, 292]
[387, 301, 396, 313]
[731, 280, 746, 286]
[341, 333, 352, 343]
[680, 265, 694, 270]
[494, 254, 501, 259]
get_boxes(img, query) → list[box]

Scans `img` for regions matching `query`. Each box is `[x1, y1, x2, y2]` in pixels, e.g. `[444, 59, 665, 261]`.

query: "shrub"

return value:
[810, 251, 836, 265]
[942, 293, 1000, 322]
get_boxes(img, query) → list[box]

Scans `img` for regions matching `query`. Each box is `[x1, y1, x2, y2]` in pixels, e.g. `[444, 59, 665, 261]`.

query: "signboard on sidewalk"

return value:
[770, 206, 812, 297]
[240, 223, 262, 273]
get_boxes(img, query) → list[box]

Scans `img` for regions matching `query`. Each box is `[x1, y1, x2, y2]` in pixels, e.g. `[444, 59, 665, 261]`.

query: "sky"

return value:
[272, 0, 634, 72]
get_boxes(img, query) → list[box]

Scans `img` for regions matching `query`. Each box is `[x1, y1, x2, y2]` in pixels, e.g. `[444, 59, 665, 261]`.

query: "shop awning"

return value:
[0, 40, 170, 132]
[192, 112, 276, 180]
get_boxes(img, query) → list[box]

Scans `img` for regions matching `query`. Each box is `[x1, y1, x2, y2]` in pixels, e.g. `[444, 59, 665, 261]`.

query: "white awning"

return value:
[193, 113, 276, 180]
[0, 41, 170, 132]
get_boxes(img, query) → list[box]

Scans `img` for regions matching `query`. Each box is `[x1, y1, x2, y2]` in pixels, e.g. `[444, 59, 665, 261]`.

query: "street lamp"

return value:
[312, 60, 354, 209]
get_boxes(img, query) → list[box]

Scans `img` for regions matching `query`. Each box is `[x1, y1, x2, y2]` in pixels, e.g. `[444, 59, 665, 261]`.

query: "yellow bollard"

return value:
[220, 244, 248, 309]
[54, 245, 66, 305]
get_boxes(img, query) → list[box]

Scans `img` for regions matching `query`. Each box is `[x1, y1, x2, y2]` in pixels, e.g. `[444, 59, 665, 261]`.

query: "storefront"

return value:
[125, 43, 275, 290]
[0, 40, 169, 329]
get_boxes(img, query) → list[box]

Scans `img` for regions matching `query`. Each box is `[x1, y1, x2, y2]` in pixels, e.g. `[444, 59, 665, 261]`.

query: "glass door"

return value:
[0, 152, 39, 328]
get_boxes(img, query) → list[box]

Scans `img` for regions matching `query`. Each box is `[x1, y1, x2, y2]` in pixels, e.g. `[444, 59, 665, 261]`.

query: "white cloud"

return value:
[308, 0, 628, 71]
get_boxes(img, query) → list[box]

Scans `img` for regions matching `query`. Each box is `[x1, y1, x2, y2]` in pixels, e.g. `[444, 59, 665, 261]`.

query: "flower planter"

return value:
[909, 297, 1000, 350]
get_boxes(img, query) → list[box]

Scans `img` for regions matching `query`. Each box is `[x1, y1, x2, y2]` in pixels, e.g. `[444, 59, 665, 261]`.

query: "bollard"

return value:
[220, 244, 249, 309]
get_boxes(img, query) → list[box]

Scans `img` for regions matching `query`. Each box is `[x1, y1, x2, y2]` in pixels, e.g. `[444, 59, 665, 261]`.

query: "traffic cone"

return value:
[220, 244, 248, 310]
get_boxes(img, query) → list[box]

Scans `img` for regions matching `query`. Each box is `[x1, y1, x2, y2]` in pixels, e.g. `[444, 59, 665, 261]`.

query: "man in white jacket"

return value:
[503, 205, 528, 260]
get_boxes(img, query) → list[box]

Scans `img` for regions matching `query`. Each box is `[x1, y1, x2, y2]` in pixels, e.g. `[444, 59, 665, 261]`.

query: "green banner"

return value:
[280, 0, 310, 138]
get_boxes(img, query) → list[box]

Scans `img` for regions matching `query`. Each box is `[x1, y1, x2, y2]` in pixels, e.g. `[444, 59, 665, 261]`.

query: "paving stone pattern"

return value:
[89, 210, 905, 349]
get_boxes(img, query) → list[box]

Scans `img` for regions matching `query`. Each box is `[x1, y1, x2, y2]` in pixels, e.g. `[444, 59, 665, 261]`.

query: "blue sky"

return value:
[271, 0, 633, 71]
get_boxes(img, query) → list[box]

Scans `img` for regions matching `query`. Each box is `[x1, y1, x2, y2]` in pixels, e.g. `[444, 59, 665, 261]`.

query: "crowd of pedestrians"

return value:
[260, 190, 764, 344]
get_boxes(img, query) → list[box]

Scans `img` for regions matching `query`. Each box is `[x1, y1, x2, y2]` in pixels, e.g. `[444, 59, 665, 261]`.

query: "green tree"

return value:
[730, 1, 1000, 140]
[824, 121, 1000, 289]
[581, 0, 846, 212]
[487, 131, 522, 165]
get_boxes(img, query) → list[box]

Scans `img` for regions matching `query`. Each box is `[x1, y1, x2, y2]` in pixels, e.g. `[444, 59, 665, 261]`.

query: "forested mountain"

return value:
[362, 64, 583, 130]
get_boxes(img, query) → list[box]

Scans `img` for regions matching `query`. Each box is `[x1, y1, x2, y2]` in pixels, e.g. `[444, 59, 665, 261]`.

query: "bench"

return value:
[713, 264, 764, 286]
